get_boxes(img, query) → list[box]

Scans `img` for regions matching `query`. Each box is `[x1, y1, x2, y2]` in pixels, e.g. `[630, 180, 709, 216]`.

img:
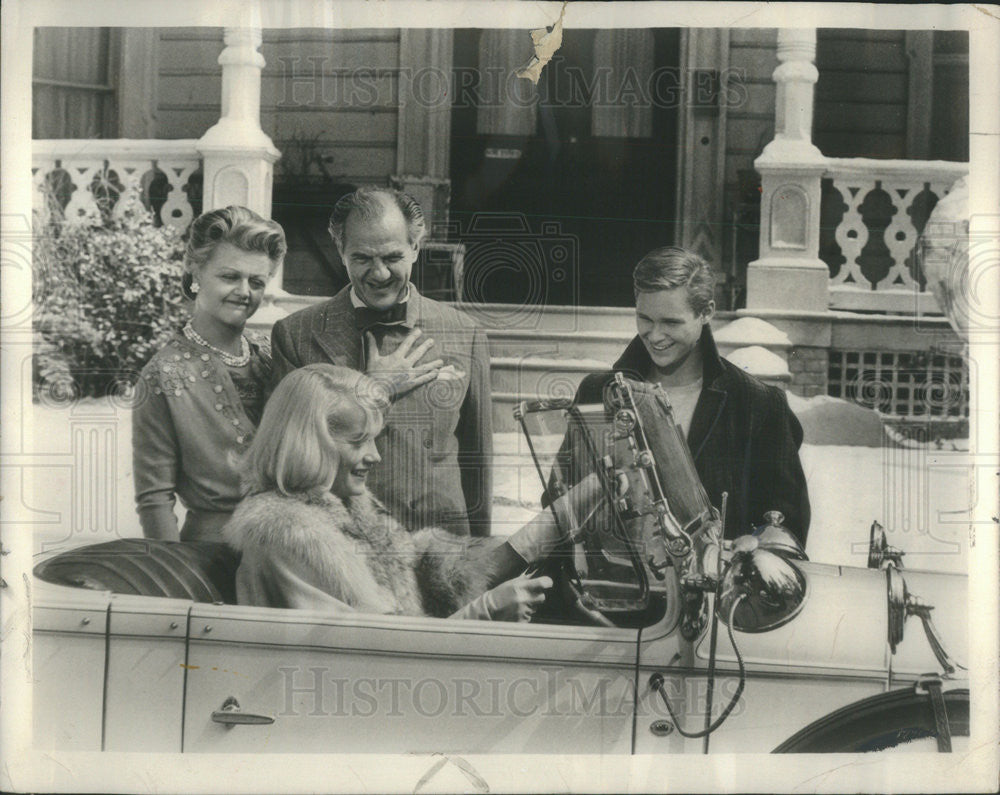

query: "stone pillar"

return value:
[746, 29, 829, 313]
[196, 27, 286, 327]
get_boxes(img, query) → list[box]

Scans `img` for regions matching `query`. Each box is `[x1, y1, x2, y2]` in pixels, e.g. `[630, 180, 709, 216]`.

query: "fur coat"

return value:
[223, 488, 498, 618]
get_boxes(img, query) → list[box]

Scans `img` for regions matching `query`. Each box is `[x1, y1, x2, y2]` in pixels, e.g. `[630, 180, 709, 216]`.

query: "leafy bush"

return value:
[33, 201, 188, 400]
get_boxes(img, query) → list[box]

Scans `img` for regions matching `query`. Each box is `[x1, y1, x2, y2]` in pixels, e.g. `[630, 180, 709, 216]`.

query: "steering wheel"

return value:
[526, 475, 662, 629]
[522, 543, 615, 627]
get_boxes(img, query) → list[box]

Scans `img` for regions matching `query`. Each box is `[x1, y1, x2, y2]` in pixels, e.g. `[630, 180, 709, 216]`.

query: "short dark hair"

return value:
[633, 246, 717, 315]
[327, 186, 427, 251]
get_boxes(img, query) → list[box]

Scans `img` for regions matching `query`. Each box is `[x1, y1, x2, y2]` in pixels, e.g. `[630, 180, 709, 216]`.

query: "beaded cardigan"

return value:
[132, 330, 271, 541]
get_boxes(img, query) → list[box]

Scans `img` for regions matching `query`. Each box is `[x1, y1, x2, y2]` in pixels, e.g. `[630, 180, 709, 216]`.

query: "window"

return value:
[33, 28, 119, 138]
[814, 29, 969, 161]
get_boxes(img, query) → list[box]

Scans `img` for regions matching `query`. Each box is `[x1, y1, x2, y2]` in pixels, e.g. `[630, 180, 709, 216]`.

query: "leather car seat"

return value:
[34, 539, 241, 604]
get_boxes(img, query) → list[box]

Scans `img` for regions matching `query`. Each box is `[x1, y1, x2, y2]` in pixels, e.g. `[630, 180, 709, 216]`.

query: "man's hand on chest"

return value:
[364, 326, 445, 402]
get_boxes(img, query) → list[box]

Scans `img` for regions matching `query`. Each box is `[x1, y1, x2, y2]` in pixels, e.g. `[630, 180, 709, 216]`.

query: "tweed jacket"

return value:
[270, 285, 493, 537]
[132, 332, 271, 542]
[223, 488, 496, 618]
[569, 326, 811, 544]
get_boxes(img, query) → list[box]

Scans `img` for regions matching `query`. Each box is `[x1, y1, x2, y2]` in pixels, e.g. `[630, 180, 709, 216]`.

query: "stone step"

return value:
[488, 343, 794, 429]
[493, 392, 542, 432]
[486, 329, 634, 361]
[262, 298, 798, 421]
[272, 295, 640, 333]
[488, 356, 607, 399]
[471, 303, 743, 335]
[272, 294, 739, 334]
[488, 344, 794, 403]
[485, 326, 776, 367]
[267, 296, 774, 361]
[444, 302, 640, 333]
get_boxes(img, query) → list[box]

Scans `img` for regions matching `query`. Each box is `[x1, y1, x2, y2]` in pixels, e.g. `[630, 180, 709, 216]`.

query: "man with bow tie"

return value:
[270, 186, 493, 537]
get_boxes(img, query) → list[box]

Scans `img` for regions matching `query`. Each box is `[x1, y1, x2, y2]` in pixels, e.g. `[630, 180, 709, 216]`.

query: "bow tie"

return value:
[354, 303, 409, 330]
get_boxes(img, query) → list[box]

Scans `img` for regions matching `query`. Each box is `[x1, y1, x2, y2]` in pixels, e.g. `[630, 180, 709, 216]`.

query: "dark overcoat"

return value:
[570, 326, 811, 544]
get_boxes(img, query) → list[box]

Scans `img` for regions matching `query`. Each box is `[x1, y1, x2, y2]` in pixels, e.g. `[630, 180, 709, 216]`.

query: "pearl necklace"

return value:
[183, 321, 251, 367]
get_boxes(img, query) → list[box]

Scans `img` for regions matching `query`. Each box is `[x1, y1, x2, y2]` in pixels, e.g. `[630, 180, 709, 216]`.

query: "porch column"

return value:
[196, 27, 287, 326]
[746, 28, 829, 312]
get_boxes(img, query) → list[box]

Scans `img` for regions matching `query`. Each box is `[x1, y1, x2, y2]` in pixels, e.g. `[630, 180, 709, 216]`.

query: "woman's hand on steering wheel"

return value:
[484, 575, 554, 622]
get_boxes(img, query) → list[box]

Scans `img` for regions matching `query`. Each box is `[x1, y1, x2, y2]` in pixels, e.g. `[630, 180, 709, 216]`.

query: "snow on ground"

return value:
[23, 398, 972, 573]
[725, 346, 790, 378]
[494, 433, 972, 573]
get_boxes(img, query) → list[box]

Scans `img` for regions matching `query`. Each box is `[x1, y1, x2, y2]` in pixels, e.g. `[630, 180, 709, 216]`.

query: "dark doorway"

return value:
[449, 29, 681, 308]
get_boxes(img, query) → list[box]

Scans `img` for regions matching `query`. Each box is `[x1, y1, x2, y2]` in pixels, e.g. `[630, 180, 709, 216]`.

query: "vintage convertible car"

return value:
[32, 377, 968, 755]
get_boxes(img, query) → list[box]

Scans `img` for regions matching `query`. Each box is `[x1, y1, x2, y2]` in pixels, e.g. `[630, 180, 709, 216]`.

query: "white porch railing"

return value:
[748, 30, 972, 319]
[823, 158, 968, 314]
[32, 139, 202, 230]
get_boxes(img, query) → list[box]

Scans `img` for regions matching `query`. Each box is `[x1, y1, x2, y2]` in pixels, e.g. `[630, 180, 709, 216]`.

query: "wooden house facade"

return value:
[31, 24, 971, 419]
[33, 26, 969, 307]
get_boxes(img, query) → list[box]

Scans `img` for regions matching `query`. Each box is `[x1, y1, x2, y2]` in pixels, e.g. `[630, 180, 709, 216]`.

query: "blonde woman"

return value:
[133, 206, 287, 542]
[224, 364, 595, 621]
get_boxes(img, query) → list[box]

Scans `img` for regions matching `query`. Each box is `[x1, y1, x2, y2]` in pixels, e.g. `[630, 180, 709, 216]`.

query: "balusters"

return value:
[31, 148, 201, 230]
[830, 177, 874, 288]
[61, 160, 106, 223]
[825, 165, 965, 298]
[882, 181, 932, 289]
[156, 161, 200, 229]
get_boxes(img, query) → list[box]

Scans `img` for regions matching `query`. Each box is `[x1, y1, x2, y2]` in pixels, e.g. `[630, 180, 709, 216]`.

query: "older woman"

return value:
[223, 364, 595, 621]
[133, 206, 287, 542]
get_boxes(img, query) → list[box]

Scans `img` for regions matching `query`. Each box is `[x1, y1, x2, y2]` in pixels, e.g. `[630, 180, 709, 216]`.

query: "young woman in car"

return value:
[223, 364, 596, 621]
[132, 206, 287, 542]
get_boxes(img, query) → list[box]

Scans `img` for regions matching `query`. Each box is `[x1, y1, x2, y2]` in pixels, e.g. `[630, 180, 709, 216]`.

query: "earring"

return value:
[191, 282, 200, 294]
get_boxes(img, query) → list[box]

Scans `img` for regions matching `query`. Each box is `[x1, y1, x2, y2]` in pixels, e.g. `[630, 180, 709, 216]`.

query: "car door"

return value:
[181, 604, 639, 754]
[33, 585, 110, 751]
[104, 593, 190, 752]
[632, 563, 895, 755]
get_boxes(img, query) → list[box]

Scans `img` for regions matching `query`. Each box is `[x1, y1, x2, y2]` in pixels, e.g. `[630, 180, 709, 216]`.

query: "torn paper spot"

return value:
[516, 1, 568, 84]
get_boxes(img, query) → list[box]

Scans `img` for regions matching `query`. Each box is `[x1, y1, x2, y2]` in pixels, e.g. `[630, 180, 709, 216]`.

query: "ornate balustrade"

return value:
[32, 139, 202, 229]
[822, 157, 968, 314]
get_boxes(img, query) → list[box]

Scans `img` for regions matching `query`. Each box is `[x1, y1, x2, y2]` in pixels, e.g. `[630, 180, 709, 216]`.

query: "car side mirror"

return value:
[868, 520, 905, 569]
[887, 566, 962, 676]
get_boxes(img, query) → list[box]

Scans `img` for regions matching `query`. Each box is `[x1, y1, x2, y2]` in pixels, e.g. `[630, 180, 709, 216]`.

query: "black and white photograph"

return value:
[1, 1, 998, 792]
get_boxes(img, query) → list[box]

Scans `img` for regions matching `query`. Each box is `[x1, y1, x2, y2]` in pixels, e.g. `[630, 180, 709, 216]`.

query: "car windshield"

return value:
[514, 401, 671, 628]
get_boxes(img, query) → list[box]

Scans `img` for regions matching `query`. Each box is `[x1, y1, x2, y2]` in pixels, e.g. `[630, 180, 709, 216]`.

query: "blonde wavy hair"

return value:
[242, 364, 387, 497]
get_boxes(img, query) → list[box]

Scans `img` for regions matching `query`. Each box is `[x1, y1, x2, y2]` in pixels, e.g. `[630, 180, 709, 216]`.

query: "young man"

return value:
[570, 246, 810, 544]
[270, 186, 493, 537]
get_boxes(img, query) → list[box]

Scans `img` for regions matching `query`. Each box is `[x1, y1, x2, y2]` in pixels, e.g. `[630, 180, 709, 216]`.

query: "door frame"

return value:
[674, 28, 730, 269]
